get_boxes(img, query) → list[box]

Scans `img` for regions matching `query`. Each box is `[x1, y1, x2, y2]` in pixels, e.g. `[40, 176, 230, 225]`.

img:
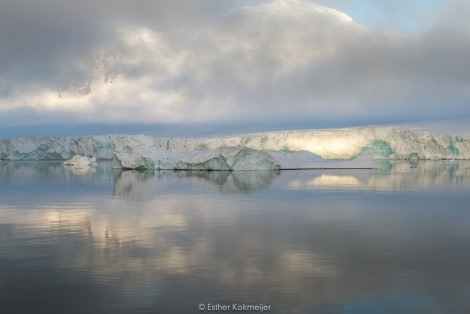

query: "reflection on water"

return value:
[113, 169, 280, 200]
[1, 161, 470, 313]
[287, 161, 470, 191]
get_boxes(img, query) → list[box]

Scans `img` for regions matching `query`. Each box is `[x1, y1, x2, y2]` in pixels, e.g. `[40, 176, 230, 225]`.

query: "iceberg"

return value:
[112, 135, 177, 170]
[176, 146, 281, 171]
[112, 136, 281, 170]
[111, 135, 375, 170]
[1, 127, 470, 170]
[152, 127, 470, 160]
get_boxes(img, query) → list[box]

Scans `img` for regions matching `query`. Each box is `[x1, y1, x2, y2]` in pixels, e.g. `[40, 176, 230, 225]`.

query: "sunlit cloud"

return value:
[1, 0, 469, 131]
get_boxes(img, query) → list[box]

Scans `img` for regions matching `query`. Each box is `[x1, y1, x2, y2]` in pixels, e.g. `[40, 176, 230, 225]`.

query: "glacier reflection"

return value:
[113, 168, 280, 200]
[111, 161, 470, 200]
[1, 161, 470, 313]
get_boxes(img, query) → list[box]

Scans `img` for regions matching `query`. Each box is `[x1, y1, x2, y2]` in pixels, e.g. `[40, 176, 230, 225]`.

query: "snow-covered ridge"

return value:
[2, 127, 470, 170]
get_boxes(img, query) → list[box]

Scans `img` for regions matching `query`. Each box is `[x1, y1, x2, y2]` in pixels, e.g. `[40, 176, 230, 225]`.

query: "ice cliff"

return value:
[2, 127, 470, 170]
[149, 127, 470, 160]
[111, 135, 376, 170]
[0, 135, 119, 160]
[112, 135, 282, 170]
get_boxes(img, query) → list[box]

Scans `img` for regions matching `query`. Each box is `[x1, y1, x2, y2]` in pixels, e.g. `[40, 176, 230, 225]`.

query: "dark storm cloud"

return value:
[1, 0, 469, 130]
[0, 0, 229, 82]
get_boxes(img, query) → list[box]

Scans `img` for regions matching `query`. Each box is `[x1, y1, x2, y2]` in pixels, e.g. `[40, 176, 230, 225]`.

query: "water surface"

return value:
[1, 161, 470, 313]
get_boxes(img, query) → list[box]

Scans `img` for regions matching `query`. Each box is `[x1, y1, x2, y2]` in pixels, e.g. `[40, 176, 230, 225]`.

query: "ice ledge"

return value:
[1, 127, 470, 168]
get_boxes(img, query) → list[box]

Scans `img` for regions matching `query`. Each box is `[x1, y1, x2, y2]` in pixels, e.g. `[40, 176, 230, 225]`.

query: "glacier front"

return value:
[0, 135, 120, 160]
[1, 127, 470, 170]
[111, 134, 377, 170]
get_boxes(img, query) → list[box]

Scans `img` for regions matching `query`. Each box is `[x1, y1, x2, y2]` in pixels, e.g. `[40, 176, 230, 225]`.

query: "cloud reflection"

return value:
[1, 161, 470, 312]
[285, 161, 470, 191]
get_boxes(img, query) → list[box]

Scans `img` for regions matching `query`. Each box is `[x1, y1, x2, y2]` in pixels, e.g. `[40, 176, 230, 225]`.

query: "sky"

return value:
[1, 0, 470, 137]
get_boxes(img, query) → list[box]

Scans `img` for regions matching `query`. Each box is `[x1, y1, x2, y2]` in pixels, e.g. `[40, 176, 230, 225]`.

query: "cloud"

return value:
[1, 0, 470, 130]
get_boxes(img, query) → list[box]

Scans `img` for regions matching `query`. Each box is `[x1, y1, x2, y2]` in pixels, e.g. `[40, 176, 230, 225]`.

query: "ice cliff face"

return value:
[0, 135, 120, 160]
[2, 127, 470, 169]
[112, 135, 282, 170]
[112, 143, 375, 170]
[151, 127, 470, 160]
[111, 127, 470, 169]
[112, 135, 178, 170]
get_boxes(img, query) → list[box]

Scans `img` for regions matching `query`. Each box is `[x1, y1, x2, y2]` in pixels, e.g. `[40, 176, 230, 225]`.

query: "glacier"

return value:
[112, 134, 376, 170]
[113, 136, 282, 171]
[0, 135, 120, 160]
[1, 127, 470, 170]
[64, 155, 98, 167]
[112, 135, 282, 170]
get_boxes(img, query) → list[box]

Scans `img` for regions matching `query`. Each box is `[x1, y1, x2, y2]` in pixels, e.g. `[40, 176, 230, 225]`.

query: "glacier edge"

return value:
[1, 127, 470, 170]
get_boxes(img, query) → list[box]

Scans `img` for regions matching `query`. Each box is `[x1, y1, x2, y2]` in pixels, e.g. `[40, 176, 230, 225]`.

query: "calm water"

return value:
[1, 161, 470, 314]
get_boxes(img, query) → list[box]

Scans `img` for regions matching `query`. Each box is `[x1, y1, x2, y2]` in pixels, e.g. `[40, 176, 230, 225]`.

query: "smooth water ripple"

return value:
[1, 161, 470, 313]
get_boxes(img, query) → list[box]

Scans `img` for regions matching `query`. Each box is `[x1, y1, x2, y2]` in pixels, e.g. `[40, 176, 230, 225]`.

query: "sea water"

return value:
[1, 161, 470, 313]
